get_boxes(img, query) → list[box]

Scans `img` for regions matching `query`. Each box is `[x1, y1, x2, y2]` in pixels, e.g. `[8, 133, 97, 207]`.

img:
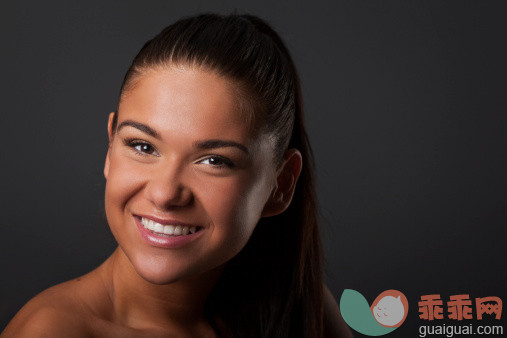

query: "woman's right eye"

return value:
[123, 139, 159, 156]
[134, 143, 155, 154]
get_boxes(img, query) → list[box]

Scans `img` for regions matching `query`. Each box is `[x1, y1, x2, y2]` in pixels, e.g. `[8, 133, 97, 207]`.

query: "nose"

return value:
[144, 160, 193, 209]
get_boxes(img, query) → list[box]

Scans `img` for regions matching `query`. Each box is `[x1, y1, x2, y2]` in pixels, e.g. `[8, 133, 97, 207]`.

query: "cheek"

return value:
[104, 151, 145, 228]
[197, 170, 272, 249]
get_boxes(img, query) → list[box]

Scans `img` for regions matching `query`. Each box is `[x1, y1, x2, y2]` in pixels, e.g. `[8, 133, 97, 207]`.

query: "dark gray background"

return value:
[1, 1, 506, 336]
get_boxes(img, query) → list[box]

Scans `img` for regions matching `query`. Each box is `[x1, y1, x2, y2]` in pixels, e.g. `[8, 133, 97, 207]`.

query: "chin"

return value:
[129, 253, 193, 285]
[137, 269, 182, 285]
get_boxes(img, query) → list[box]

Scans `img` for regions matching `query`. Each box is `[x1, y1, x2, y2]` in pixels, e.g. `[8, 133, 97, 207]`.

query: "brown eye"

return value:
[200, 156, 234, 168]
[135, 143, 154, 154]
[123, 138, 159, 156]
[208, 157, 223, 165]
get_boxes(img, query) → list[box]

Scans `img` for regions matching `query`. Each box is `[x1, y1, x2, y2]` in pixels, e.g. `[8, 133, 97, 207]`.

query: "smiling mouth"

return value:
[139, 217, 202, 237]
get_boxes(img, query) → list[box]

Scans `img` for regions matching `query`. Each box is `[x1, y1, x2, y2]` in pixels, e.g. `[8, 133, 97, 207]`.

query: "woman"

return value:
[1, 13, 352, 338]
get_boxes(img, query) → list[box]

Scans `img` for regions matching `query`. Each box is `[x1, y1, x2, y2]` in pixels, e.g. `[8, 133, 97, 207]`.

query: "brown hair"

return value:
[114, 13, 323, 338]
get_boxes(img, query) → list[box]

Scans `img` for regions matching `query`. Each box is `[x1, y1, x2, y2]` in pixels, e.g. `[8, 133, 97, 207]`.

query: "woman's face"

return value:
[104, 66, 279, 284]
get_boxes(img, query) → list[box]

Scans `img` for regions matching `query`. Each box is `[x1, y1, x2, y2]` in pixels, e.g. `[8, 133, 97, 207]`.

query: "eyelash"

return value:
[123, 138, 159, 157]
[199, 156, 235, 168]
[122, 138, 235, 169]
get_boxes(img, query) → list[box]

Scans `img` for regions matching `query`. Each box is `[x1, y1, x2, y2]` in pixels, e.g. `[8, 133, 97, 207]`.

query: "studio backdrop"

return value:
[1, 1, 506, 337]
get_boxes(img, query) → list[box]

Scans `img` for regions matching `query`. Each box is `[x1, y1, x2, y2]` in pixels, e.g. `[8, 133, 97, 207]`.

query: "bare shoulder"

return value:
[323, 284, 354, 338]
[1, 278, 98, 338]
[0, 303, 90, 338]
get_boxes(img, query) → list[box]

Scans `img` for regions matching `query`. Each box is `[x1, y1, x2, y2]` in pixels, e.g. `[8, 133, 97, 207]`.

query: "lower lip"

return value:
[134, 216, 203, 249]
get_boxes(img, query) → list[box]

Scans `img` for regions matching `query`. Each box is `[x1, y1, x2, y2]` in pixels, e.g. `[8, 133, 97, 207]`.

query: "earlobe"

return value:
[104, 153, 110, 180]
[261, 149, 302, 218]
[104, 112, 116, 180]
[106, 111, 115, 144]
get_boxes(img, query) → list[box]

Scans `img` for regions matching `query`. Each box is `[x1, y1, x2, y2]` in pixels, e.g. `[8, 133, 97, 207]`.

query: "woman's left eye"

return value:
[199, 156, 234, 168]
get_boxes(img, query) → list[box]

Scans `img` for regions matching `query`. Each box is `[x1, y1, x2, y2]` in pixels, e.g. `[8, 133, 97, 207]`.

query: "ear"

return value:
[261, 148, 303, 217]
[104, 112, 116, 180]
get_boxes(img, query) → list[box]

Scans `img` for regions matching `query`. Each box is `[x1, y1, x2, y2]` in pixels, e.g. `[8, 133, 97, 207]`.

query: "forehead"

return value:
[118, 66, 257, 145]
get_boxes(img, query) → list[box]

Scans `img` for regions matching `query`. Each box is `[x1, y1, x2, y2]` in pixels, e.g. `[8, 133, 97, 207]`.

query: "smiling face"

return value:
[104, 65, 283, 284]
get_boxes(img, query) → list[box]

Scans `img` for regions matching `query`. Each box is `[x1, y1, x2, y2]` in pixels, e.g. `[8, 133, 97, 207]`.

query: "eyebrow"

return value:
[117, 119, 250, 155]
[193, 140, 250, 155]
[117, 120, 160, 139]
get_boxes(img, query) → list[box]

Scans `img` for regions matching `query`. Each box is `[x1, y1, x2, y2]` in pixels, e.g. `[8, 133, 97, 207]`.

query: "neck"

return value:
[98, 247, 224, 333]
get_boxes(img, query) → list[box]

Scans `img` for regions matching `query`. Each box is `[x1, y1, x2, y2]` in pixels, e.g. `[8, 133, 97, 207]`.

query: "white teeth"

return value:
[154, 223, 164, 233]
[148, 220, 155, 231]
[141, 217, 198, 236]
[163, 225, 175, 235]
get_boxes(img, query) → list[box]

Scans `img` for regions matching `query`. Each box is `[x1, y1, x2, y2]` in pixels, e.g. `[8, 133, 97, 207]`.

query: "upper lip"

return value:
[134, 214, 201, 228]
